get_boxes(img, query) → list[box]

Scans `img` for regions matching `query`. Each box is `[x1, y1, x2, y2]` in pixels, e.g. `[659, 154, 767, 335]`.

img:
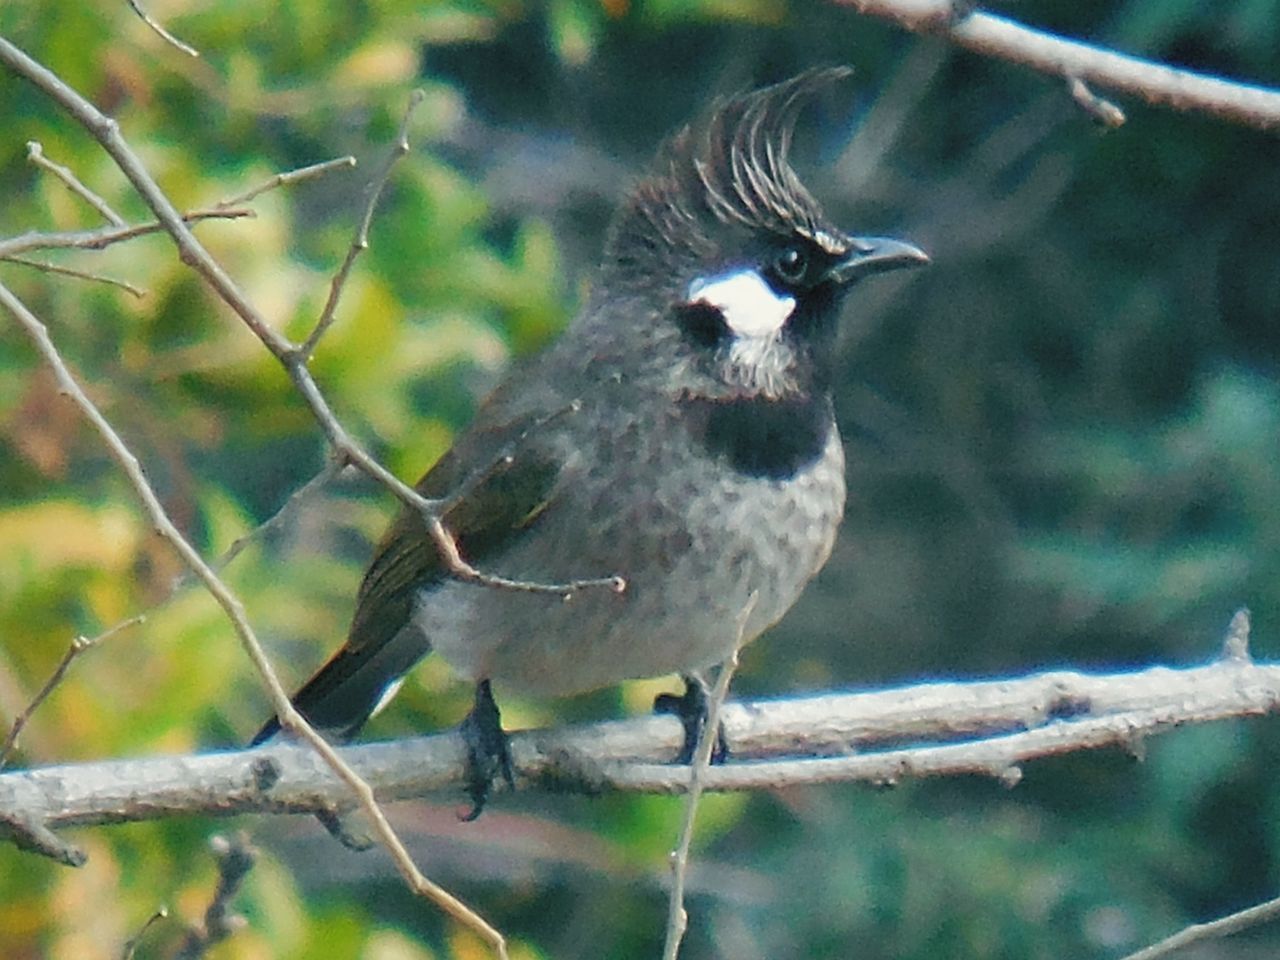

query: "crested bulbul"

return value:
[254, 68, 928, 817]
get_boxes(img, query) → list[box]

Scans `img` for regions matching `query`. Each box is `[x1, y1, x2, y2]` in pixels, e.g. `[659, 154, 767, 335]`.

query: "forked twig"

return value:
[298, 96, 421, 360]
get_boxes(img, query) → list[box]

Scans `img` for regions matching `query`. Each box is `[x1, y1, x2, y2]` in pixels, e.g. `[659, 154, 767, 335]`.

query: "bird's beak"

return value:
[829, 235, 929, 284]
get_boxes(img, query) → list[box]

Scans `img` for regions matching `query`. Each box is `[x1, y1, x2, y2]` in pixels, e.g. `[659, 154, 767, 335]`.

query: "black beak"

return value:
[830, 235, 929, 284]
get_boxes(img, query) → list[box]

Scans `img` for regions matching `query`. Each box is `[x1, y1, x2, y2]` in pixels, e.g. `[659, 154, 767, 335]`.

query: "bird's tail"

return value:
[250, 639, 420, 746]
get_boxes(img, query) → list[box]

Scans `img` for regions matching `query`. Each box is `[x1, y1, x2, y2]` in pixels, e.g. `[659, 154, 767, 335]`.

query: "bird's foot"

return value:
[654, 673, 729, 765]
[458, 679, 514, 821]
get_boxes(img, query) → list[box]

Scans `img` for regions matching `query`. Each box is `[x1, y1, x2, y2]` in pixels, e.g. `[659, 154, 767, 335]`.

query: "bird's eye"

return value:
[773, 245, 809, 285]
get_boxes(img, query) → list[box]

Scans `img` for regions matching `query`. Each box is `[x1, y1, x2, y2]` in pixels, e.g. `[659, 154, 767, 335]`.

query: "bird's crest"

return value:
[605, 68, 854, 272]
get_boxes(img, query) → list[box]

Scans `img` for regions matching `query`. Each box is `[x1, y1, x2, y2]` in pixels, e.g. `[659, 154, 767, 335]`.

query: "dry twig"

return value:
[1118, 891, 1280, 960]
[120, 907, 170, 960]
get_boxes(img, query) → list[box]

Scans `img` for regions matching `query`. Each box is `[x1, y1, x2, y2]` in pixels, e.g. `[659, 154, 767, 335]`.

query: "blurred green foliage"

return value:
[2, 1, 1280, 958]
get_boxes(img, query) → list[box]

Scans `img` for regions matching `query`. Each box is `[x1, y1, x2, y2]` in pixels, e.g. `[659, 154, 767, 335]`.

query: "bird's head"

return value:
[588, 68, 927, 401]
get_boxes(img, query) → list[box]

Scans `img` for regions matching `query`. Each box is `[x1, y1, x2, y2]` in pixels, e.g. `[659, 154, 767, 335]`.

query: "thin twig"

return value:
[836, 0, 1280, 131]
[26, 140, 125, 225]
[1118, 891, 1280, 960]
[298, 94, 422, 359]
[212, 458, 350, 574]
[0, 279, 507, 958]
[215, 155, 357, 209]
[427, 514, 626, 596]
[125, 0, 199, 58]
[662, 594, 755, 960]
[0, 207, 254, 259]
[0, 254, 146, 297]
[0, 615, 144, 770]
[120, 907, 169, 960]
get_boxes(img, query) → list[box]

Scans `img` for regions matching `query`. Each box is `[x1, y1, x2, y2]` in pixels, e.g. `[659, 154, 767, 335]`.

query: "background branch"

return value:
[837, 0, 1280, 130]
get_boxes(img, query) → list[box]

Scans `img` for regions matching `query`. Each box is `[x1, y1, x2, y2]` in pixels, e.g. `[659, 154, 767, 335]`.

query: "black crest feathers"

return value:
[604, 68, 854, 275]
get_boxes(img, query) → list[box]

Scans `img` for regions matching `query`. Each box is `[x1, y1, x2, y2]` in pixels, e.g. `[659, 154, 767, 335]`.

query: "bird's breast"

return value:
[417, 390, 847, 697]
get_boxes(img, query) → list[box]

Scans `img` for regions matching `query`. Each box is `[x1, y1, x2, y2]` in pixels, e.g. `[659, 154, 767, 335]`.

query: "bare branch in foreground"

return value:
[836, 0, 1280, 131]
[663, 594, 754, 960]
[215, 155, 357, 210]
[0, 280, 507, 957]
[3, 658, 1279, 840]
[0, 37, 619, 606]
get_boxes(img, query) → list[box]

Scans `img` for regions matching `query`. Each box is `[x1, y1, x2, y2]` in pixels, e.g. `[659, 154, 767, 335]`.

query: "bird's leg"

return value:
[458, 679, 514, 821]
[654, 672, 729, 765]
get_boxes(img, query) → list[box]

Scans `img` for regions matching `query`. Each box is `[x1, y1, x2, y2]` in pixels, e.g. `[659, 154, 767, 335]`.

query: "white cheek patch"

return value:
[688, 269, 795, 338]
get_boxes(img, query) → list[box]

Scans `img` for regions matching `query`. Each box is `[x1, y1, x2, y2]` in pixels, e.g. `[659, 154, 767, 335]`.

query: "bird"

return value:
[253, 68, 928, 818]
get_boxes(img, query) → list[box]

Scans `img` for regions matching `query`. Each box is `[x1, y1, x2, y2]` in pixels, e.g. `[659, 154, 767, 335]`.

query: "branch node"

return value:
[1222, 607, 1252, 663]
[997, 764, 1023, 788]
[1068, 75, 1127, 127]
[315, 807, 375, 852]
[250, 755, 282, 791]
[0, 810, 86, 866]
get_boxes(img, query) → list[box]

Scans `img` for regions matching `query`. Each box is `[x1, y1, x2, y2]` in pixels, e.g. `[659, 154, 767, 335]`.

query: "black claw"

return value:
[654, 674, 729, 765]
[458, 680, 513, 821]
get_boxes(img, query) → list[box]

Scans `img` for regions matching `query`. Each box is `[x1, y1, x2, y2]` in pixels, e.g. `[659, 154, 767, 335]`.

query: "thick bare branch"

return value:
[836, 0, 1280, 131]
[2, 659, 1279, 839]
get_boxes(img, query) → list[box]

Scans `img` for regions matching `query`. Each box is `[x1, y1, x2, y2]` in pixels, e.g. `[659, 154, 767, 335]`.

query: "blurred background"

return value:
[1, 1, 1279, 958]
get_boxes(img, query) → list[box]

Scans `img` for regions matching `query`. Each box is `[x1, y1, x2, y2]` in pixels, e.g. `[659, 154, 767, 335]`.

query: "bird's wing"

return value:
[346, 413, 564, 657]
[251, 406, 567, 744]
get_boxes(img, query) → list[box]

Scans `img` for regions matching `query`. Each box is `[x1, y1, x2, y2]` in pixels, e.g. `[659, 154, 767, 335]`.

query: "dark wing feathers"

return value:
[251, 414, 564, 743]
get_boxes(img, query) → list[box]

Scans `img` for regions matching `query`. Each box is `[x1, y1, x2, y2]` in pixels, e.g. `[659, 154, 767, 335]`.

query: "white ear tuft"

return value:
[688, 269, 794, 338]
